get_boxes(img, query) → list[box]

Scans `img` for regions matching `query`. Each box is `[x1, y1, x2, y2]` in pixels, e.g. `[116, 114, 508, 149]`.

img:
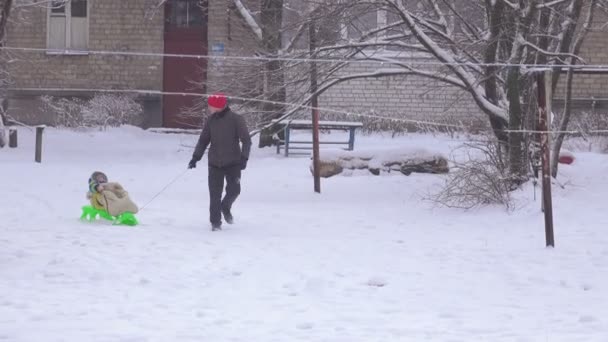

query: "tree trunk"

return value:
[258, 0, 286, 148]
[551, 64, 575, 177]
[507, 66, 525, 178]
[483, 0, 509, 144]
[550, 0, 596, 177]
[0, 0, 13, 45]
[483, 0, 503, 109]
[550, 0, 584, 94]
[0, 0, 13, 148]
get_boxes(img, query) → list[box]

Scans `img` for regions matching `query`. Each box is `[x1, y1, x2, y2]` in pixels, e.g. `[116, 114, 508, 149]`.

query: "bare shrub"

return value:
[40, 94, 142, 129]
[564, 135, 608, 154]
[430, 139, 517, 210]
[82, 94, 142, 129]
[40, 95, 86, 128]
[564, 111, 608, 153]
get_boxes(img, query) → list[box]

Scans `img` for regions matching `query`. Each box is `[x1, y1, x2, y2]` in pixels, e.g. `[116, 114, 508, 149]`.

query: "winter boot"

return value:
[222, 208, 234, 224]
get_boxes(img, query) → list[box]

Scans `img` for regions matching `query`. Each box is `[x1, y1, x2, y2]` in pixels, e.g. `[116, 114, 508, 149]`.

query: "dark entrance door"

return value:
[163, 0, 208, 128]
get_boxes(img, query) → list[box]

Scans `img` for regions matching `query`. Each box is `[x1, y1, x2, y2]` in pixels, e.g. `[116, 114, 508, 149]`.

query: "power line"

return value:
[4, 46, 608, 70]
[13, 87, 608, 135]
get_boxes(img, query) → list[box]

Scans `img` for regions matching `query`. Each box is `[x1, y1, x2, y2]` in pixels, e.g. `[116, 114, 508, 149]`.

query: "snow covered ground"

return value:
[1, 126, 607, 341]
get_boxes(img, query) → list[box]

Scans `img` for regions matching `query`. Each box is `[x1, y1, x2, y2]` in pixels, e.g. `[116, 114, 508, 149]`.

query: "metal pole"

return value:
[536, 70, 555, 247]
[309, 21, 321, 193]
[35, 125, 44, 163]
[9, 127, 17, 148]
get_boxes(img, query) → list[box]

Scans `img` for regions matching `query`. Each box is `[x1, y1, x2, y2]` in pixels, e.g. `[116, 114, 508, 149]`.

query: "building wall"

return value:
[3, 0, 263, 127]
[282, 1, 608, 133]
[206, 0, 262, 99]
[315, 60, 488, 132]
[5, 0, 164, 126]
[3, 1, 606, 129]
[6, 1, 163, 90]
[553, 9, 608, 122]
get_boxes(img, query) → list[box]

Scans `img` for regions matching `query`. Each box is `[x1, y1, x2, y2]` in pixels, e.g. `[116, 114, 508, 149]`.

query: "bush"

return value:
[41, 94, 142, 129]
[564, 111, 608, 154]
[41, 95, 86, 128]
[429, 139, 516, 210]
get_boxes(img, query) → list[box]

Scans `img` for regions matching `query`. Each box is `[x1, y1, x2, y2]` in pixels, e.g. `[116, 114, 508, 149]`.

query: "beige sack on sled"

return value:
[96, 182, 139, 216]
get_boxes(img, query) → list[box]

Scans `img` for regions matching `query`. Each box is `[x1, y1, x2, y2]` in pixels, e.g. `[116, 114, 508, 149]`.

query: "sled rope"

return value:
[139, 169, 189, 212]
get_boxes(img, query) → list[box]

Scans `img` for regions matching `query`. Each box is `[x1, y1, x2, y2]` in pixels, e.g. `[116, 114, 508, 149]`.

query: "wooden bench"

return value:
[271, 119, 363, 156]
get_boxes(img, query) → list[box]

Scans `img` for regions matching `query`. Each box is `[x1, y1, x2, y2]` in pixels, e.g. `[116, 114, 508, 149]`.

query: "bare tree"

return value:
[156, 0, 602, 182]
[255, 0, 602, 180]
[0, 0, 13, 148]
[258, 0, 286, 147]
[550, 0, 600, 177]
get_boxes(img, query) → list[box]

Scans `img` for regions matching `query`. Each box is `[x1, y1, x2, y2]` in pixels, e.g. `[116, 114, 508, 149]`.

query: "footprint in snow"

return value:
[367, 277, 387, 287]
[438, 312, 456, 319]
[296, 322, 314, 330]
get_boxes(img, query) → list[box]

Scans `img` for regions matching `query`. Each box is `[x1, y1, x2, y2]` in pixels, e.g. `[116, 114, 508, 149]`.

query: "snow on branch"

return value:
[366, 55, 468, 89]
[386, 0, 508, 122]
[233, 0, 263, 42]
[280, 23, 307, 54]
[315, 40, 427, 54]
[428, 0, 452, 36]
[536, 0, 571, 9]
[251, 68, 430, 137]
[498, 0, 520, 11]
[521, 39, 586, 64]
[13, 0, 62, 8]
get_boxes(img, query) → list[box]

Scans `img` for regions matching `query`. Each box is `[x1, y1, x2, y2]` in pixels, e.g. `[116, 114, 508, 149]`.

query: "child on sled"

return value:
[87, 171, 139, 218]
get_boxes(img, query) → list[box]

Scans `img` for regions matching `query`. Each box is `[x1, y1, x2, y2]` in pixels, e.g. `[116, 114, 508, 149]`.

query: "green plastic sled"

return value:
[80, 205, 139, 226]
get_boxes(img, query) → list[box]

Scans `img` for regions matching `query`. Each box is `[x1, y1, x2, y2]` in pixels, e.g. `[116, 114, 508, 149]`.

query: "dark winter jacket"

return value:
[192, 107, 252, 168]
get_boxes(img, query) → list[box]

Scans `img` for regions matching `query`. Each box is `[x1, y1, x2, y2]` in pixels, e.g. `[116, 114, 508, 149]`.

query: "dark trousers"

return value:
[208, 164, 241, 225]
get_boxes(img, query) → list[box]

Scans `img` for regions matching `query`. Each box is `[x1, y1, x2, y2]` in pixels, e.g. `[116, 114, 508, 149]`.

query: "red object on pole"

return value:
[310, 21, 321, 193]
[536, 70, 555, 247]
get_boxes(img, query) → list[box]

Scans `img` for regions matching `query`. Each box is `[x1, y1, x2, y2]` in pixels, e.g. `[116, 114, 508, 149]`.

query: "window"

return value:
[338, 7, 408, 53]
[342, 8, 391, 41]
[166, 0, 206, 29]
[48, 0, 88, 51]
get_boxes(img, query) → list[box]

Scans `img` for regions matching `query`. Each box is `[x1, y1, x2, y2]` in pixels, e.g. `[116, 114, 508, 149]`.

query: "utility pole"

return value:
[536, 70, 555, 247]
[309, 20, 321, 193]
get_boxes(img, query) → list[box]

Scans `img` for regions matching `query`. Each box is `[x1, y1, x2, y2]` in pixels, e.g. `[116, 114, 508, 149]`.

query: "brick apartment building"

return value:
[3, 0, 607, 130]
[5, 0, 259, 128]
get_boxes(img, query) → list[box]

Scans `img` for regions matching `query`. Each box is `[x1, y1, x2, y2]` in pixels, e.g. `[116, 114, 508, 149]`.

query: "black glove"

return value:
[240, 157, 248, 170]
[188, 159, 197, 169]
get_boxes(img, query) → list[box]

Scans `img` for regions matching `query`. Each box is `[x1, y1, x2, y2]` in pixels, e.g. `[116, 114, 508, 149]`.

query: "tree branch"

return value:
[386, 0, 508, 125]
[233, 0, 263, 42]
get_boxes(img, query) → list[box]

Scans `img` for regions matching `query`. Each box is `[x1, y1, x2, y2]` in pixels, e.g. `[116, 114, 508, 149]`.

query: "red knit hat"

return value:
[208, 92, 227, 108]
